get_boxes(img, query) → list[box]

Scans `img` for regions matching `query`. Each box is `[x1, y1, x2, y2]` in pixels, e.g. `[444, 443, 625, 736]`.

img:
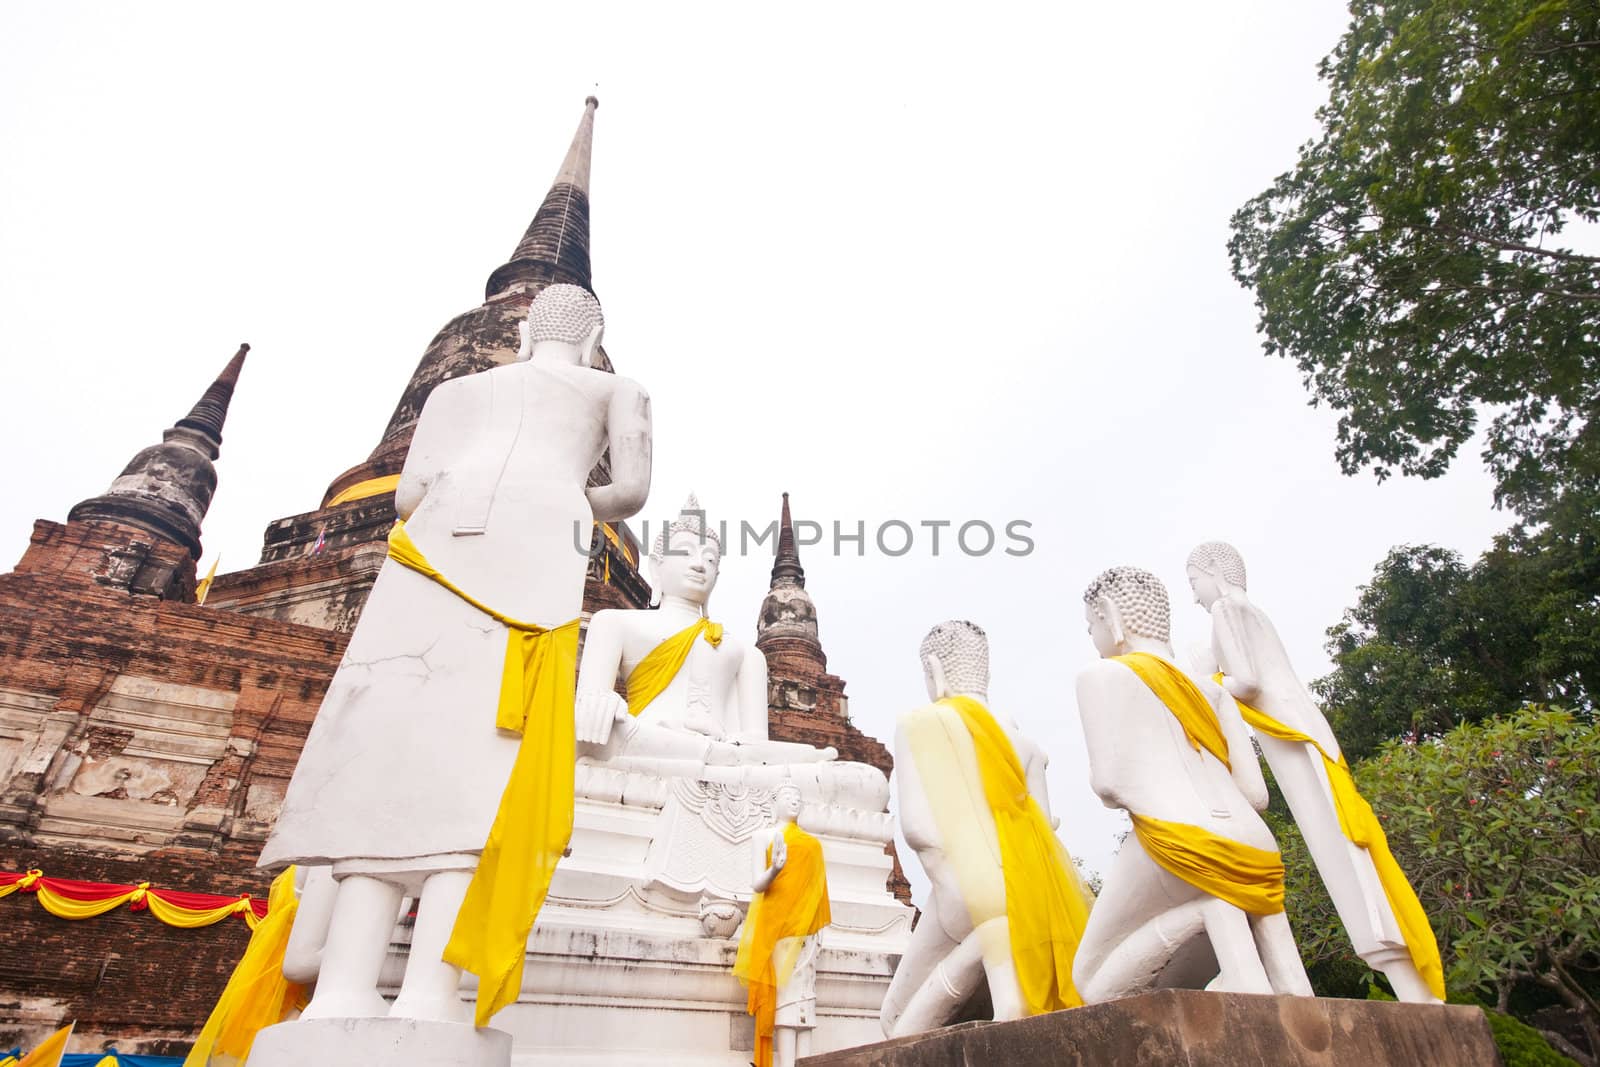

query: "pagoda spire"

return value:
[69, 344, 250, 558]
[770, 491, 806, 588]
[485, 96, 599, 299]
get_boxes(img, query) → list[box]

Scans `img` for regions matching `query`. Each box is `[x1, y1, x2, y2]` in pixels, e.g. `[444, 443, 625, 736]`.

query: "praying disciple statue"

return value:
[1187, 541, 1444, 1003]
[879, 621, 1094, 1037]
[734, 781, 831, 1067]
[257, 283, 652, 1029]
[1071, 566, 1312, 1002]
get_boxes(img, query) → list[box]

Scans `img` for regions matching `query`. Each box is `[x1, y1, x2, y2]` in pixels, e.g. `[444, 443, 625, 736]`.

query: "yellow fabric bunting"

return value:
[624, 618, 723, 717]
[734, 822, 832, 1067]
[1220, 678, 1446, 1000]
[1130, 813, 1285, 914]
[35, 885, 139, 921]
[1113, 652, 1230, 768]
[326, 473, 401, 507]
[383, 522, 581, 1028]
[908, 696, 1094, 1015]
[183, 867, 307, 1067]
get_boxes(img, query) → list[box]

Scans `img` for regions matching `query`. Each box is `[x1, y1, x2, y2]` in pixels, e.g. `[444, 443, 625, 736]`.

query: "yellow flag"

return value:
[195, 556, 220, 605]
[18, 1024, 73, 1067]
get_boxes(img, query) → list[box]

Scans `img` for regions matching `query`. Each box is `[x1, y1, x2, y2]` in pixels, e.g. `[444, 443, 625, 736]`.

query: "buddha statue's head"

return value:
[1082, 566, 1171, 658]
[522, 283, 604, 367]
[1185, 541, 1247, 610]
[919, 620, 989, 702]
[649, 493, 723, 609]
[773, 781, 803, 822]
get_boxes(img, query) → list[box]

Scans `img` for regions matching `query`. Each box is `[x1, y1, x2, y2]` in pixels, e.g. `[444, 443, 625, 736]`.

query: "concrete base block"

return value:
[249, 1016, 512, 1067]
[801, 990, 1504, 1067]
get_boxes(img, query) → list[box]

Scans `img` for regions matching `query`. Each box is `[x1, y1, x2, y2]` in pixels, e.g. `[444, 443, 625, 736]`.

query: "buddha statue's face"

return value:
[1186, 565, 1222, 610]
[655, 528, 721, 606]
[774, 787, 802, 821]
[1084, 599, 1121, 659]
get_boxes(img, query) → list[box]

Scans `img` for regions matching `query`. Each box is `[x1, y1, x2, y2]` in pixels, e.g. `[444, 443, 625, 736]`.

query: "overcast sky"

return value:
[1, 3, 1511, 890]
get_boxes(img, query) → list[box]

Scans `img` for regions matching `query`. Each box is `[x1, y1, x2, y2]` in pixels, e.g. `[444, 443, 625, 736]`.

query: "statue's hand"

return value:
[769, 833, 788, 873]
[575, 689, 629, 745]
[683, 708, 726, 740]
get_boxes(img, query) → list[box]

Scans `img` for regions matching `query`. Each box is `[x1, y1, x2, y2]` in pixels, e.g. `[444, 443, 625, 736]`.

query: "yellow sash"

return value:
[1219, 676, 1446, 999]
[910, 696, 1093, 1014]
[734, 822, 832, 1067]
[1114, 653, 1285, 914]
[386, 521, 581, 1027]
[1113, 652, 1230, 768]
[182, 867, 307, 1067]
[624, 617, 723, 717]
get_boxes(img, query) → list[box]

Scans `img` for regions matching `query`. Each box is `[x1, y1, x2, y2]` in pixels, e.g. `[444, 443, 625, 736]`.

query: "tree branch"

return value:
[1434, 224, 1600, 266]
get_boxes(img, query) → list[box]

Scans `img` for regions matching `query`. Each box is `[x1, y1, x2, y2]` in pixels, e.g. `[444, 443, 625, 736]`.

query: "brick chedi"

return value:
[758, 493, 911, 903]
[0, 346, 347, 1053]
[205, 95, 646, 633]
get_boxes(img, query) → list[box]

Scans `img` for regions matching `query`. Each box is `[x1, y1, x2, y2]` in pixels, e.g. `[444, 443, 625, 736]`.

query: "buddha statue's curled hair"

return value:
[920, 620, 989, 697]
[650, 492, 723, 565]
[525, 283, 604, 348]
[1082, 566, 1171, 642]
[1186, 541, 1248, 591]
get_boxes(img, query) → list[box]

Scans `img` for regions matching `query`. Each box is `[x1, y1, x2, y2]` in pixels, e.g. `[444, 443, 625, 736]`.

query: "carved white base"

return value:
[248, 1016, 511, 1067]
[375, 763, 913, 1065]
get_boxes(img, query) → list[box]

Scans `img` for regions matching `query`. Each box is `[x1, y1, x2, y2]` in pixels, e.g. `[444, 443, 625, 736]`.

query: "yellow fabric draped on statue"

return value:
[1217, 675, 1446, 999]
[183, 867, 307, 1067]
[906, 695, 1094, 1015]
[1113, 653, 1285, 915]
[734, 822, 832, 1067]
[386, 521, 581, 1027]
[624, 617, 723, 717]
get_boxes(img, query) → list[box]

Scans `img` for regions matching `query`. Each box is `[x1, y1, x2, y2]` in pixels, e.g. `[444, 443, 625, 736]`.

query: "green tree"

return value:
[1280, 708, 1600, 1062]
[1228, 0, 1600, 517]
[1316, 517, 1599, 761]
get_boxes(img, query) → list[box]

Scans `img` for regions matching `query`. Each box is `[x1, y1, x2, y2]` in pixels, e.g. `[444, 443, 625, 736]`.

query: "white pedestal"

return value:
[248, 1017, 512, 1067]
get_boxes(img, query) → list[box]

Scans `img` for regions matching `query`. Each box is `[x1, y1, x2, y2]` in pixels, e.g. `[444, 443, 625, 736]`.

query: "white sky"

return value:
[0, 3, 1511, 892]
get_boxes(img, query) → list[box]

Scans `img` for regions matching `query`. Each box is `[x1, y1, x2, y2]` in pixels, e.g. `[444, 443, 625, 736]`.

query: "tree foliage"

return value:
[1315, 513, 1600, 761]
[1229, 0, 1600, 517]
[1280, 708, 1600, 1062]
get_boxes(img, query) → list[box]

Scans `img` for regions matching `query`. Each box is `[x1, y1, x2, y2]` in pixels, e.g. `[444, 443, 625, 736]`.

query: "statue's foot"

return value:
[299, 988, 392, 1020]
[388, 991, 473, 1025]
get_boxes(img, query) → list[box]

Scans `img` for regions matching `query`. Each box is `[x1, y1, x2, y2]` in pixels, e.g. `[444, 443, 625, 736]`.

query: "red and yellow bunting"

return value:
[0, 871, 269, 929]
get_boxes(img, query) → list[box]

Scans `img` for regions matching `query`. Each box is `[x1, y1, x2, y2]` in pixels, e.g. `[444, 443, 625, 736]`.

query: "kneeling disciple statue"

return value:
[735, 781, 831, 1067]
[1072, 567, 1312, 1002]
[1187, 541, 1444, 1003]
[879, 621, 1095, 1037]
[256, 283, 652, 1036]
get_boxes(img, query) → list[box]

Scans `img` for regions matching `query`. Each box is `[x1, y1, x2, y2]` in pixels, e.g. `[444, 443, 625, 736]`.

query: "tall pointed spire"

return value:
[485, 96, 599, 299]
[771, 491, 806, 587]
[68, 344, 250, 558]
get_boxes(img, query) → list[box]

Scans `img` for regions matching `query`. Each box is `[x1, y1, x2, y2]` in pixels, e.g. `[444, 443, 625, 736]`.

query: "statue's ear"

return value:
[1097, 597, 1128, 652]
[925, 652, 951, 700]
[579, 321, 605, 369]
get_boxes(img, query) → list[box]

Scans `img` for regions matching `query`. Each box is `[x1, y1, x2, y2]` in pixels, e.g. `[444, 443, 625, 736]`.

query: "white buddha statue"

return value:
[1072, 566, 1312, 1002]
[575, 496, 837, 774]
[1187, 541, 1443, 1003]
[880, 621, 1093, 1037]
[257, 283, 651, 1027]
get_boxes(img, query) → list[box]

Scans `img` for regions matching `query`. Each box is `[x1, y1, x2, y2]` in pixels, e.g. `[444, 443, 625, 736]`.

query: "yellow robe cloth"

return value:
[326, 473, 402, 507]
[183, 867, 307, 1067]
[910, 696, 1094, 1014]
[1113, 653, 1286, 915]
[1220, 677, 1446, 1000]
[734, 822, 832, 1067]
[17, 1023, 71, 1067]
[624, 617, 723, 717]
[385, 521, 582, 1028]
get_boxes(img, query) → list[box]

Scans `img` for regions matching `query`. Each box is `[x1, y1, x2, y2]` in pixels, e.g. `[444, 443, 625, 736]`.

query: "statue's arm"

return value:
[893, 710, 938, 852]
[1024, 745, 1059, 830]
[395, 380, 469, 520]
[575, 610, 629, 745]
[1213, 599, 1264, 705]
[587, 379, 652, 522]
[731, 643, 771, 743]
[1075, 667, 1129, 811]
[1214, 686, 1269, 812]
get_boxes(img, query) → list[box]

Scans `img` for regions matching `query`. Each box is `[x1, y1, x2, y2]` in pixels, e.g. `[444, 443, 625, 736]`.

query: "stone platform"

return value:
[799, 989, 1504, 1067]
